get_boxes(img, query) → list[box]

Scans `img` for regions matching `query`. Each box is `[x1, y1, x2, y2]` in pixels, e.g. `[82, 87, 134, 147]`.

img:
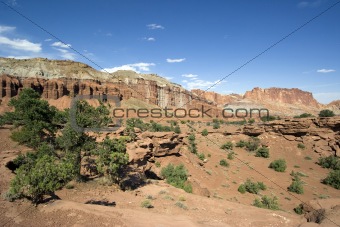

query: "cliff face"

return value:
[0, 58, 221, 115]
[243, 87, 321, 108]
[191, 89, 242, 107]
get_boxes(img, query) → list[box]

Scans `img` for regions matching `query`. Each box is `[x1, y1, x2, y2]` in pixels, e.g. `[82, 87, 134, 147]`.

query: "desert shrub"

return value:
[239, 179, 266, 194]
[294, 204, 304, 215]
[155, 161, 161, 168]
[245, 137, 260, 151]
[173, 126, 181, 134]
[294, 113, 313, 118]
[255, 147, 270, 158]
[219, 159, 229, 167]
[319, 109, 335, 117]
[235, 140, 246, 148]
[188, 134, 197, 154]
[213, 122, 220, 129]
[260, 115, 277, 122]
[201, 129, 208, 136]
[257, 182, 267, 190]
[161, 164, 192, 193]
[221, 141, 233, 150]
[175, 201, 188, 210]
[297, 143, 305, 149]
[95, 137, 129, 182]
[141, 199, 153, 208]
[197, 153, 205, 161]
[6, 155, 76, 203]
[323, 170, 340, 189]
[304, 156, 312, 160]
[318, 156, 340, 170]
[288, 176, 304, 194]
[227, 152, 235, 160]
[253, 195, 279, 210]
[248, 118, 255, 124]
[269, 159, 287, 172]
[238, 184, 246, 194]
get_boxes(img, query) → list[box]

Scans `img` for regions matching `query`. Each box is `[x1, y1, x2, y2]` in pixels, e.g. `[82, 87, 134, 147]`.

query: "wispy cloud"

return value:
[7, 55, 36, 59]
[181, 74, 226, 90]
[164, 76, 173, 81]
[143, 37, 155, 41]
[53, 48, 76, 60]
[317, 69, 336, 73]
[313, 92, 340, 104]
[44, 38, 52, 42]
[0, 25, 15, 33]
[298, 0, 323, 8]
[167, 58, 186, 63]
[102, 62, 156, 73]
[147, 24, 164, 30]
[182, 74, 198, 78]
[51, 41, 71, 49]
[0, 36, 41, 52]
[6, 0, 17, 6]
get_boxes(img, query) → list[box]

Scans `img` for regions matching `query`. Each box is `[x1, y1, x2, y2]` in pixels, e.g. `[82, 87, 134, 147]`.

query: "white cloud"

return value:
[313, 92, 340, 104]
[0, 25, 15, 33]
[317, 69, 335, 73]
[143, 37, 155, 41]
[167, 58, 186, 63]
[298, 0, 322, 8]
[102, 62, 156, 73]
[0, 36, 41, 52]
[6, 0, 17, 6]
[53, 48, 76, 60]
[147, 24, 164, 30]
[7, 55, 35, 59]
[182, 74, 198, 78]
[51, 41, 71, 49]
[181, 73, 227, 90]
[44, 38, 52, 42]
[164, 76, 173, 81]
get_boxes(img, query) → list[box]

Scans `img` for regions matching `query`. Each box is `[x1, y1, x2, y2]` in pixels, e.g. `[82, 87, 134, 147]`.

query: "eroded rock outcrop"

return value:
[126, 131, 184, 167]
[242, 117, 340, 156]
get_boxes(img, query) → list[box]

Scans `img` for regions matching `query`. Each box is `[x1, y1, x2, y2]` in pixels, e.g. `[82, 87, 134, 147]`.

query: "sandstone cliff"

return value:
[0, 58, 220, 115]
[243, 87, 321, 108]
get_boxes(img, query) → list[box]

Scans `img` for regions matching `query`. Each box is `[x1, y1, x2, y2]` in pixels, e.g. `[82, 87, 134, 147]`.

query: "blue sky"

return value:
[0, 0, 339, 104]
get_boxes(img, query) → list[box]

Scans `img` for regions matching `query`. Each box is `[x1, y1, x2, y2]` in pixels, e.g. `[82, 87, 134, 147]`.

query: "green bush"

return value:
[323, 170, 340, 189]
[269, 159, 287, 172]
[248, 118, 255, 124]
[288, 176, 304, 194]
[253, 195, 279, 210]
[297, 143, 305, 149]
[201, 129, 208, 136]
[260, 115, 278, 122]
[188, 134, 197, 154]
[255, 147, 270, 158]
[6, 155, 76, 203]
[213, 122, 220, 129]
[245, 137, 260, 152]
[219, 159, 229, 167]
[221, 141, 233, 150]
[173, 126, 181, 134]
[197, 153, 205, 161]
[161, 164, 192, 193]
[235, 140, 246, 148]
[319, 109, 335, 117]
[239, 179, 267, 194]
[227, 152, 235, 160]
[238, 184, 246, 194]
[294, 204, 304, 215]
[318, 156, 340, 170]
[294, 113, 313, 118]
[141, 199, 153, 208]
